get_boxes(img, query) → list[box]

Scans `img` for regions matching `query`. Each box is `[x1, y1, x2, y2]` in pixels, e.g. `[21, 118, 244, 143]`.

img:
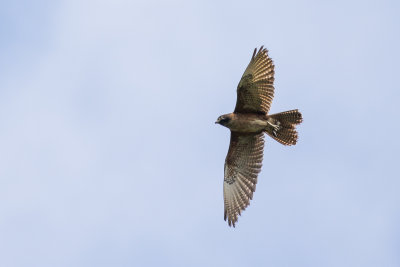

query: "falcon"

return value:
[215, 46, 303, 227]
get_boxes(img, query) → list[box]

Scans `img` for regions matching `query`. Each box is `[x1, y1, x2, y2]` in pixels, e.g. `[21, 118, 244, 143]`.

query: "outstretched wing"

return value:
[224, 132, 265, 227]
[234, 46, 275, 115]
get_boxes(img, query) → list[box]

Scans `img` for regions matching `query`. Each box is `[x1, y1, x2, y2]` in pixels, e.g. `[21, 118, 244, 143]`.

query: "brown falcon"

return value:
[215, 46, 303, 227]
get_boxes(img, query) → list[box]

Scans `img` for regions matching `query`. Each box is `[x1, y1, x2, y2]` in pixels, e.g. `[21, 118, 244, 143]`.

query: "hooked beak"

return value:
[215, 120, 219, 124]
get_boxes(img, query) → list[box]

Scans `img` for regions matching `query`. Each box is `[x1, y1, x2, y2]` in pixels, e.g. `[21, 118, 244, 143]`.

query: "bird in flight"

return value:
[215, 46, 303, 227]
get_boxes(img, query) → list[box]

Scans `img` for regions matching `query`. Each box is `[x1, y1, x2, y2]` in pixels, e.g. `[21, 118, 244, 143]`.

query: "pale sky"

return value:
[1, 0, 400, 266]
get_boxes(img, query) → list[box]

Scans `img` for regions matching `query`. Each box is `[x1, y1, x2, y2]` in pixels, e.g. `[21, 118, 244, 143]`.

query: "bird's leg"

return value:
[267, 121, 281, 137]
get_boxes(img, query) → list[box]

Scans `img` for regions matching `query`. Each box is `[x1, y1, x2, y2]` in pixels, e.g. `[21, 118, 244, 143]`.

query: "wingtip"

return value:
[252, 45, 268, 59]
[225, 215, 237, 228]
[260, 45, 268, 55]
[252, 48, 257, 59]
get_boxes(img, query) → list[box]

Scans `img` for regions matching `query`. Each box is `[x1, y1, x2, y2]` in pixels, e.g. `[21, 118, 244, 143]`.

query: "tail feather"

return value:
[265, 109, 303, 146]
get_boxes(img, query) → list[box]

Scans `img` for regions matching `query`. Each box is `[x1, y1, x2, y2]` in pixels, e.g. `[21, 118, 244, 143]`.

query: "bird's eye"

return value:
[220, 117, 229, 123]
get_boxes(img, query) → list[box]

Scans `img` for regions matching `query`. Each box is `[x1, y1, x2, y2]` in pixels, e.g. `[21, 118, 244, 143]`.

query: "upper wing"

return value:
[224, 132, 265, 227]
[234, 46, 275, 115]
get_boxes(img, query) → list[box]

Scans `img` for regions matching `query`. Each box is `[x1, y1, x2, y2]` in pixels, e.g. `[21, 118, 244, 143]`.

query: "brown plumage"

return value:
[215, 46, 303, 227]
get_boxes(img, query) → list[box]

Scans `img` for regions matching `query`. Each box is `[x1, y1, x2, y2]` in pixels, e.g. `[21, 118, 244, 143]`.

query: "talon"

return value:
[268, 122, 280, 137]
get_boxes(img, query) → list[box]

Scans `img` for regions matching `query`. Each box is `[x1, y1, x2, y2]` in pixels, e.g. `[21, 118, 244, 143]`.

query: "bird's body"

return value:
[215, 46, 303, 227]
[217, 113, 268, 133]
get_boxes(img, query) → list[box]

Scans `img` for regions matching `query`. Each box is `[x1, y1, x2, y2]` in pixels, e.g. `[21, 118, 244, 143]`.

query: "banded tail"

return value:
[265, 109, 303, 146]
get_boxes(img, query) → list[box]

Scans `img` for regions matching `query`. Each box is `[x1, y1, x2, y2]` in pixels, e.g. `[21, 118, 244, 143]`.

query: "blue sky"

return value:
[1, 0, 399, 266]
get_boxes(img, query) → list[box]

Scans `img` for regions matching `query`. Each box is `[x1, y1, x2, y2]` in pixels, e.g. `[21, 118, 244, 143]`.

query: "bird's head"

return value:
[215, 114, 231, 126]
